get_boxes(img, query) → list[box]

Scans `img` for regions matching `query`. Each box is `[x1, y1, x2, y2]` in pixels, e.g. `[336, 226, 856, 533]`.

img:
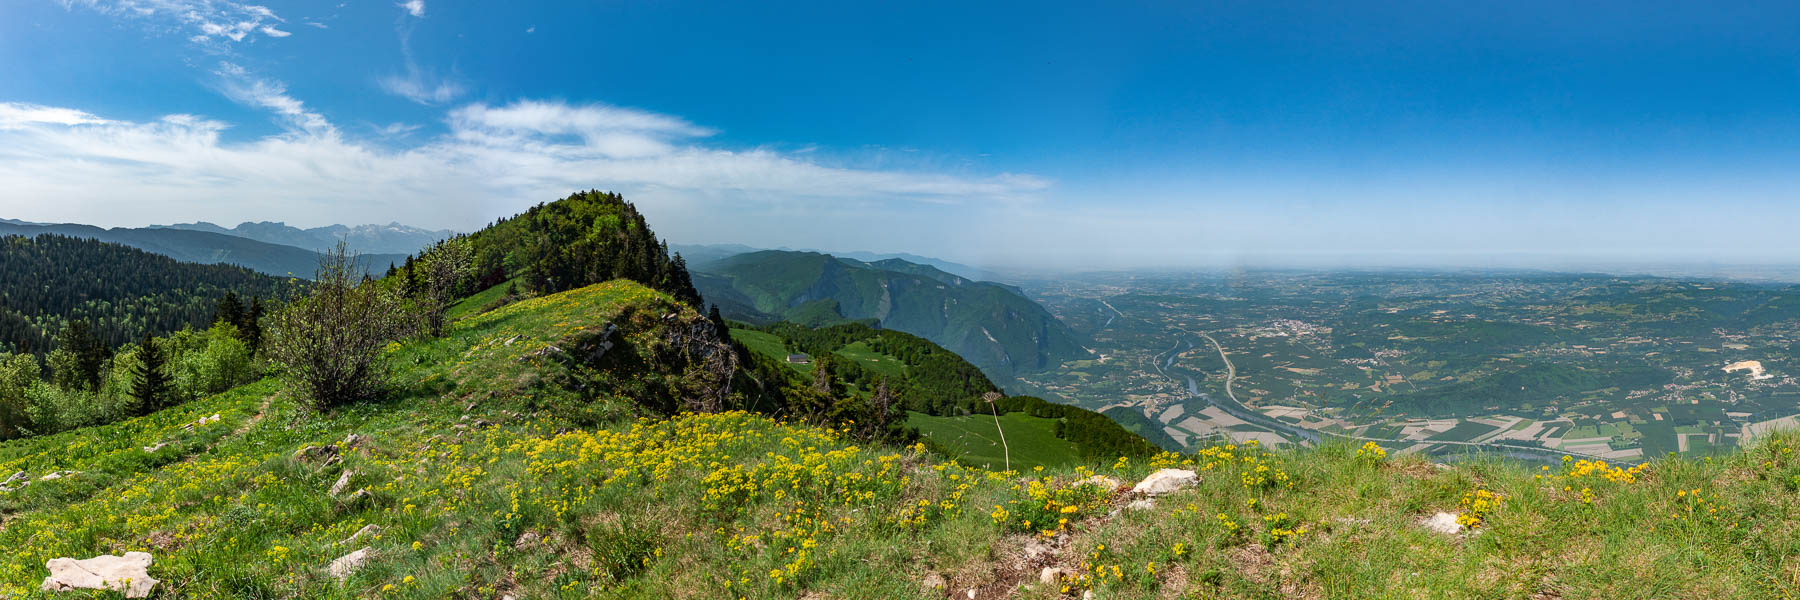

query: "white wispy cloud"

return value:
[214, 62, 336, 138]
[0, 99, 1050, 229]
[378, 74, 464, 106]
[0, 104, 114, 129]
[379, 0, 462, 106]
[61, 0, 292, 46]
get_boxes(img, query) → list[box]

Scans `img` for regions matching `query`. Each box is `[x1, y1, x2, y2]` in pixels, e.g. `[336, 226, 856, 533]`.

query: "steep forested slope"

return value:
[0, 234, 302, 352]
[694, 250, 1090, 380]
[734, 320, 1163, 464]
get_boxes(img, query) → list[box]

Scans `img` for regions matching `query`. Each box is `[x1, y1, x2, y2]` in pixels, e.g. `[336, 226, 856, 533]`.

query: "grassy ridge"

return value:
[3, 281, 1800, 598]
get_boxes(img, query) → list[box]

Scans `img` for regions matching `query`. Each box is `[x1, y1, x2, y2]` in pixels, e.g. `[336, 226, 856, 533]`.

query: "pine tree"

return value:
[54, 320, 107, 391]
[214, 292, 245, 328]
[243, 297, 265, 354]
[403, 255, 419, 297]
[708, 304, 728, 332]
[131, 331, 170, 415]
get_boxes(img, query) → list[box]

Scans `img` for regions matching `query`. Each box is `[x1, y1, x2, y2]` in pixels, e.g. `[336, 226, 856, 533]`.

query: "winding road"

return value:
[1181, 331, 1625, 464]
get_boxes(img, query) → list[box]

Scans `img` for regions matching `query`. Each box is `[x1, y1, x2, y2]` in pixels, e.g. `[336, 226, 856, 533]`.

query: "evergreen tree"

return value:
[131, 331, 171, 415]
[403, 255, 419, 297]
[54, 320, 107, 391]
[243, 297, 265, 354]
[214, 292, 245, 328]
[709, 304, 728, 332]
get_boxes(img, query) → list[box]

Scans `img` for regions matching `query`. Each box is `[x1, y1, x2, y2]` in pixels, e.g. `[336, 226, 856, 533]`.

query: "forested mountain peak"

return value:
[693, 249, 1090, 381]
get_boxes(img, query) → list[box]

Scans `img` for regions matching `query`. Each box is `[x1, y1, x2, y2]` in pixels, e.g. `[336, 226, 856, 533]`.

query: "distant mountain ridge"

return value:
[0, 221, 406, 279]
[675, 243, 1005, 283]
[692, 250, 1090, 381]
[153, 221, 456, 255]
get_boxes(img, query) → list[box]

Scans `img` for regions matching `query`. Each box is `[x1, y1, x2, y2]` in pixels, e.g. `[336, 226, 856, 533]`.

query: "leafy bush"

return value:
[166, 323, 256, 399]
[268, 244, 410, 409]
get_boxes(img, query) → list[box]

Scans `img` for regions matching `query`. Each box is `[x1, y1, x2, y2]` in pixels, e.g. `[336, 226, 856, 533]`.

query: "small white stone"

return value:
[329, 470, 356, 497]
[340, 524, 382, 546]
[1421, 512, 1463, 535]
[1131, 468, 1198, 496]
[1077, 475, 1122, 490]
[39, 471, 79, 481]
[328, 547, 372, 581]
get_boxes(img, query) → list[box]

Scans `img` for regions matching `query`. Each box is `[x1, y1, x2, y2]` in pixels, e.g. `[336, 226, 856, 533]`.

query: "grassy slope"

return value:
[444, 276, 522, 322]
[834, 341, 908, 379]
[2, 281, 1800, 598]
[908, 411, 1081, 471]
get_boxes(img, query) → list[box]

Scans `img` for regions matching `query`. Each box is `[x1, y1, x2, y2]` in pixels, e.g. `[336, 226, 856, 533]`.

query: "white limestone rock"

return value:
[1077, 475, 1122, 490]
[329, 470, 356, 497]
[341, 524, 382, 546]
[39, 471, 79, 481]
[40, 552, 159, 598]
[1131, 469, 1198, 496]
[1421, 512, 1463, 535]
[328, 547, 372, 581]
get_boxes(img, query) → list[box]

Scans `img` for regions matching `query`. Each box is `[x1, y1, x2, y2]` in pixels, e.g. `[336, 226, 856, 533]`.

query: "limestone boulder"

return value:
[40, 552, 158, 598]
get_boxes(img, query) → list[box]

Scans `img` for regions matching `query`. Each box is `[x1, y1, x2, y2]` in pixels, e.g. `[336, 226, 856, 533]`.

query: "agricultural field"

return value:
[1012, 271, 1800, 461]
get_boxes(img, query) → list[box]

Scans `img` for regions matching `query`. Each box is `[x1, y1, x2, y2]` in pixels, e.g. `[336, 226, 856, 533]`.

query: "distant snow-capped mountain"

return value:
[153, 221, 457, 255]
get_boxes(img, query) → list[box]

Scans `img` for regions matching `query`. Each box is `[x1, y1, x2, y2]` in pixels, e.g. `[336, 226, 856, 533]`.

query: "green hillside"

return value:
[730, 320, 1161, 463]
[4, 278, 1800, 598]
[693, 250, 1090, 380]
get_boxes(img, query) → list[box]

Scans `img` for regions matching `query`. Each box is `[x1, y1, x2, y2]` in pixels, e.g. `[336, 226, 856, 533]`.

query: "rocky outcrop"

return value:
[40, 552, 158, 598]
[655, 313, 738, 413]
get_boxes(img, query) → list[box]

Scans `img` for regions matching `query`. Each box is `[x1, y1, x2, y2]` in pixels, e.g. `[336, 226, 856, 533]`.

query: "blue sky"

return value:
[3, 1, 1800, 269]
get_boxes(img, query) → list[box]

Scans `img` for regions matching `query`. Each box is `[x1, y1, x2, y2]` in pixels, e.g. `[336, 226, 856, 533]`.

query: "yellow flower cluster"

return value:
[1456, 489, 1501, 529]
[1262, 512, 1307, 547]
[996, 472, 1108, 537]
[1356, 441, 1388, 461]
[1188, 440, 1293, 490]
[1563, 458, 1649, 484]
